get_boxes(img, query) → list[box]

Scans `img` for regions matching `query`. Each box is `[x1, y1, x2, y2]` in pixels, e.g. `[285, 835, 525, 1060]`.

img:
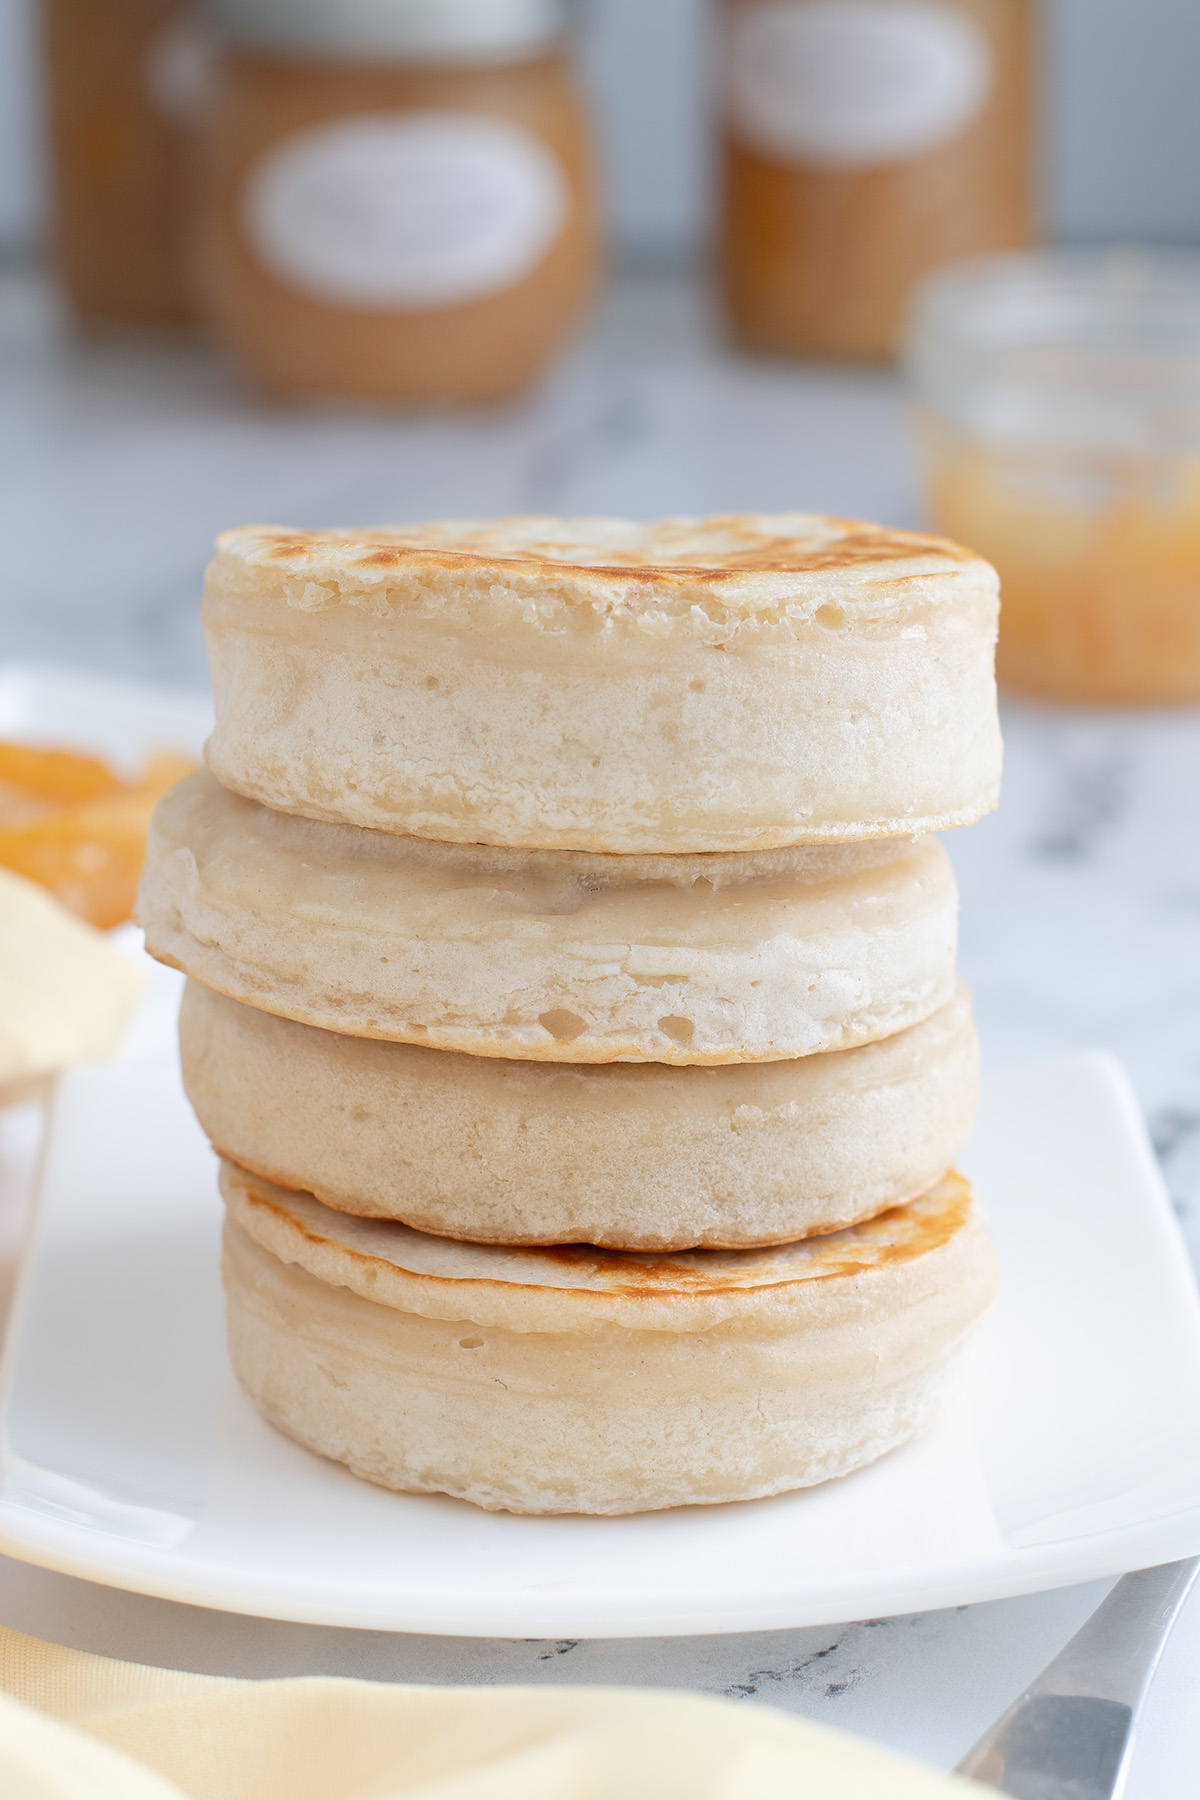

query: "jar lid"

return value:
[205, 0, 566, 61]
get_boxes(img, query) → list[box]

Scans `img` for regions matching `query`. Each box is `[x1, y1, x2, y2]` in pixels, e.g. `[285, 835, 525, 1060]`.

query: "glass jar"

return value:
[907, 249, 1200, 705]
[717, 0, 1037, 361]
[196, 0, 599, 404]
[41, 0, 211, 326]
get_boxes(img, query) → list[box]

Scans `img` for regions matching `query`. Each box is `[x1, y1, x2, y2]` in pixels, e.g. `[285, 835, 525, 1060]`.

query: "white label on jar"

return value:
[144, 16, 216, 125]
[241, 112, 569, 311]
[726, 0, 994, 168]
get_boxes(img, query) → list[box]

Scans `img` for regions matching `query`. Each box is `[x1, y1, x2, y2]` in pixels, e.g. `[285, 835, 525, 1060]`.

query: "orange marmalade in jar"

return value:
[718, 0, 1037, 361]
[198, 0, 599, 404]
[41, 0, 211, 326]
[908, 250, 1200, 705]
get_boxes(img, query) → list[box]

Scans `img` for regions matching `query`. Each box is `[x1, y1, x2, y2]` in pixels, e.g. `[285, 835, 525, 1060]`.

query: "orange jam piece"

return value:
[929, 440, 1200, 704]
[0, 747, 195, 928]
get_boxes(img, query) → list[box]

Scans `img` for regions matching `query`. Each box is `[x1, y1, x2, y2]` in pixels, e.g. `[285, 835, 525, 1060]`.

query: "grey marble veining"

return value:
[0, 265, 1198, 1793]
[953, 703, 1200, 1276]
[0, 268, 917, 685]
[0, 1548, 1115, 1773]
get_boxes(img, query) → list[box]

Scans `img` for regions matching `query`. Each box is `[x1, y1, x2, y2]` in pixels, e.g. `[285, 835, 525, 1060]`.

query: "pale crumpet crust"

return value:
[202, 514, 1001, 853]
[140, 771, 958, 1064]
[221, 1161, 1000, 1514]
[182, 980, 980, 1249]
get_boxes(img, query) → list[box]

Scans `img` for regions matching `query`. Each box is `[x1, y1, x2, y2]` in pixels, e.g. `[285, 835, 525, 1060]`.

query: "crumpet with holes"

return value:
[182, 980, 979, 1248]
[202, 514, 1001, 853]
[221, 1160, 999, 1514]
[140, 771, 958, 1064]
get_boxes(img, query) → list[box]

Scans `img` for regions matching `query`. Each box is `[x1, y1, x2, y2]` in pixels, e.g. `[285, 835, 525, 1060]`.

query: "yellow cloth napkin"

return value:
[0, 1624, 979, 1799]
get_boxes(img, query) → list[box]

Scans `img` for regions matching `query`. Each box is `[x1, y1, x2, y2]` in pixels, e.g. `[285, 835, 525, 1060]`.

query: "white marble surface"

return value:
[2, 265, 1199, 1791]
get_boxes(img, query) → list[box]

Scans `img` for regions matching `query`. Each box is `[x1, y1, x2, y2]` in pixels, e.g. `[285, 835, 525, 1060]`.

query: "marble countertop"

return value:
[2, 265, 1199, 1791]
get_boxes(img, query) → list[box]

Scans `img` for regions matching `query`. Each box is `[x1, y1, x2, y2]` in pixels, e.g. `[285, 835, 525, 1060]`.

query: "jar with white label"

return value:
[196, 0, 598, 404]
[42, 0, 211, 326]
[718, 0, 1037, 361]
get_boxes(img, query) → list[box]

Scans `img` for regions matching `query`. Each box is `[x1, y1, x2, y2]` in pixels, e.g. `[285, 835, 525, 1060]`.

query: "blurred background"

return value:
[6, 0, 1200, 265]
[3, 0, 1200, 691]
[4, 0, 1200, 686]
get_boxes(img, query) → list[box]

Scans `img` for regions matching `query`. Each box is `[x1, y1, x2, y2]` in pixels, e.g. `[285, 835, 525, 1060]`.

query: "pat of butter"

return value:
[0, 867, 145, 1086]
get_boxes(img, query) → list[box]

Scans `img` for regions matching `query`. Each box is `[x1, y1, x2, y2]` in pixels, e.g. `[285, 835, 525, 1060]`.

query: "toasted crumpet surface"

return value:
[203, 513, 1000, 851]
[221, 1160, 988, 1334]
[222, 1165, 999, 1512]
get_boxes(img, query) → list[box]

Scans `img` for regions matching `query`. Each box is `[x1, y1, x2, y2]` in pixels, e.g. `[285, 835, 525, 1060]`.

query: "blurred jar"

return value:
[908, 250, 1200, 705]
[42, 0, 211, 327]
[197, 0, 598, 405]
[717, 0, 1037, 361]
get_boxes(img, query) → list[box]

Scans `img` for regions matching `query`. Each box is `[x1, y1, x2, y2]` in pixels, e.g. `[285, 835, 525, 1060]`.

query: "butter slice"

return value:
[0, 867, 145, 1085]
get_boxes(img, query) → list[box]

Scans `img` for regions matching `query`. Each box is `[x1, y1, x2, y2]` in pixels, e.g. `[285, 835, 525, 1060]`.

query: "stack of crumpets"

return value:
[139, 514, 1003, 1516]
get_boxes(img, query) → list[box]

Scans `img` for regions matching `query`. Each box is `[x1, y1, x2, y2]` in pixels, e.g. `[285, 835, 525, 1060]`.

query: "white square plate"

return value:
[1, 950, 1199, 1636]
[1, 663, 1199, 1636]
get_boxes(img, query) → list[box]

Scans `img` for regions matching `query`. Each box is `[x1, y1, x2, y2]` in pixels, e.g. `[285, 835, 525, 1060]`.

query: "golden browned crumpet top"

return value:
[202, 513, 1001, 853]
[222, 1160, 993, 1336]
[213, 512, 985, 606]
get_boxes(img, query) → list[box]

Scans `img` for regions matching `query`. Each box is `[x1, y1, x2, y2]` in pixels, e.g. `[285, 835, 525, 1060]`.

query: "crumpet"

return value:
[141, 772, 958, 1064]
[203, 514, 1001, 853]
[221, 1161, 999, 1515]
[183, 981, 979, 1249]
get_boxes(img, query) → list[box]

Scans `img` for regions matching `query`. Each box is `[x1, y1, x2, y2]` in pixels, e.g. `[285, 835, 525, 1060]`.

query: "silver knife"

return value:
[956, 1557, 1198, 1798]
